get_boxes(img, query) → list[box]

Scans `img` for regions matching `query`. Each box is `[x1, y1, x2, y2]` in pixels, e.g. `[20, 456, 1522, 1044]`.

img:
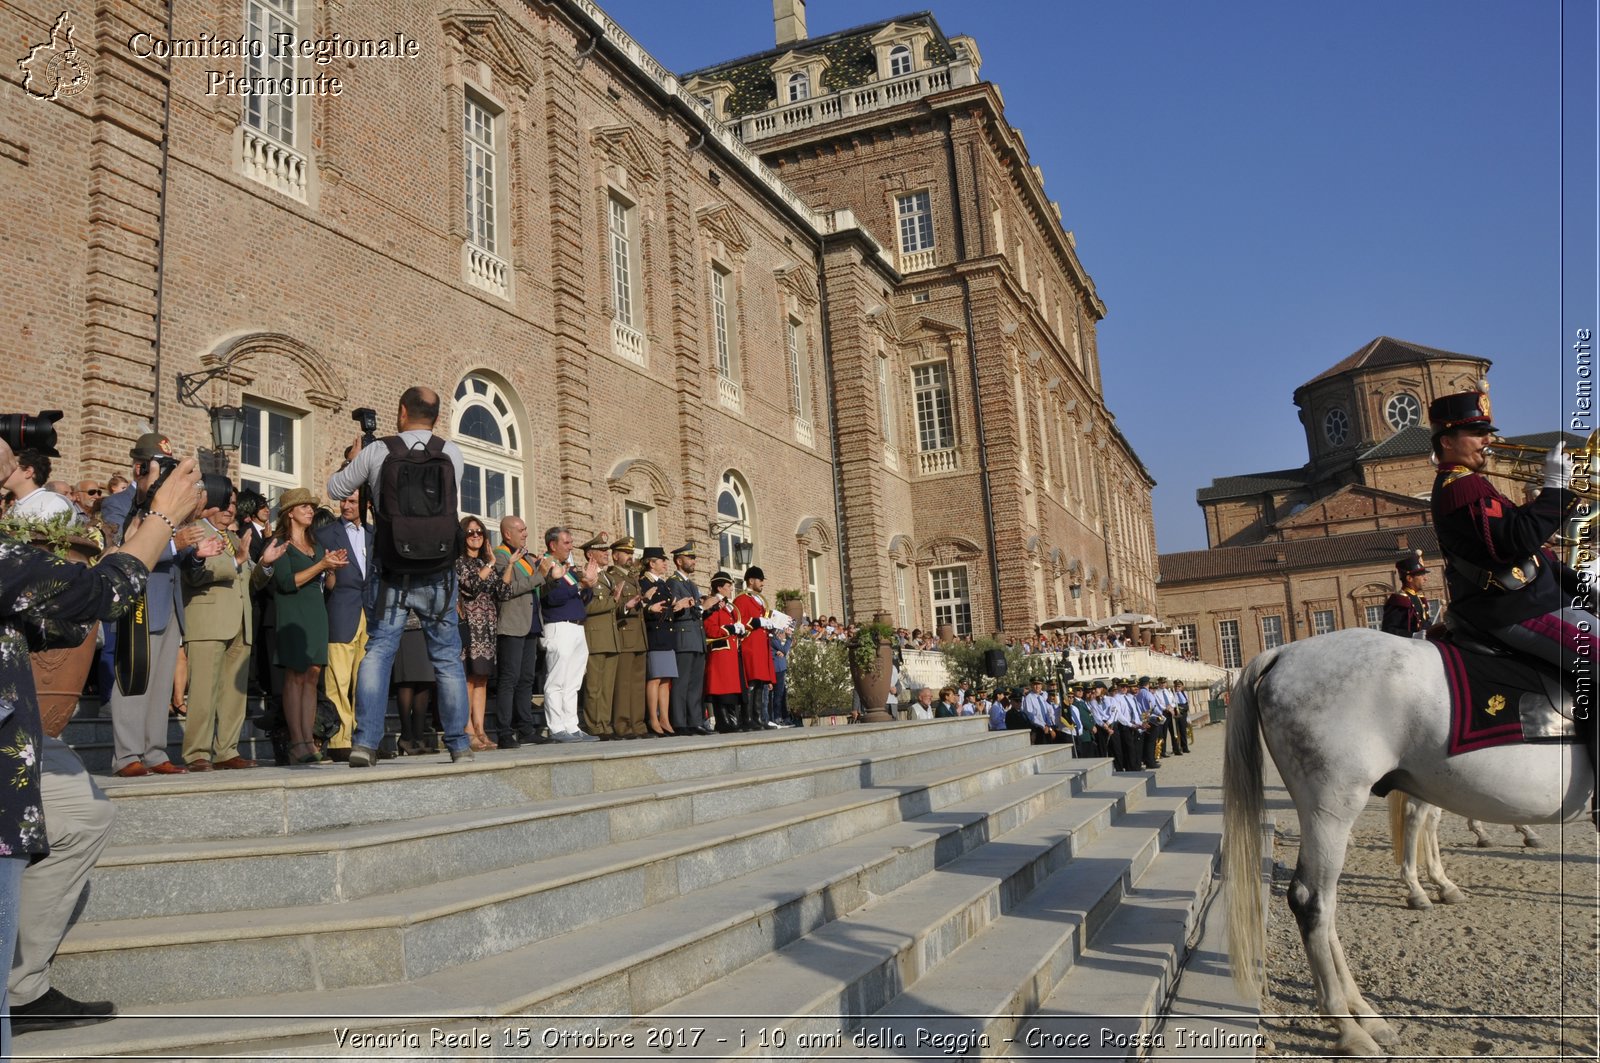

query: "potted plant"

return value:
[775, 588, 805, 622]
[849, 613, 897, 724]
[783, 635, 851, 726]
[0, 512, 105, 738]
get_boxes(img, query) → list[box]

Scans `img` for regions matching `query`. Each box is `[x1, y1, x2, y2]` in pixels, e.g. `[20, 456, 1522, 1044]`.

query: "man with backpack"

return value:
[326, 387, 472, 766]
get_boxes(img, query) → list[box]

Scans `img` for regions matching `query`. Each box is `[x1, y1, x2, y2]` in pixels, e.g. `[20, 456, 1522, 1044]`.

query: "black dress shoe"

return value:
[10, 987, 117, 1034]
[498, 736, 522, 750]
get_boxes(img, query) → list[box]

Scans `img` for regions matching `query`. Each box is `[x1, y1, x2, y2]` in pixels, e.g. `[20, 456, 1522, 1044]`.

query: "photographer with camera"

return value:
[326, 388, 472, 766]
[0, 416, 204, 1045]
[99, 434, 224, 777]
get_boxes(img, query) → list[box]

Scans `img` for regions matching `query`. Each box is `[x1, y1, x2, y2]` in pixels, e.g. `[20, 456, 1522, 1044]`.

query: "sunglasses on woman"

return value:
[466, 529, 485, 538]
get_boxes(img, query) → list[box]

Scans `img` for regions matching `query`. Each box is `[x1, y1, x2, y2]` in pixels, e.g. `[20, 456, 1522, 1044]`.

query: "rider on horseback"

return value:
[1428, 389, 1596, 781]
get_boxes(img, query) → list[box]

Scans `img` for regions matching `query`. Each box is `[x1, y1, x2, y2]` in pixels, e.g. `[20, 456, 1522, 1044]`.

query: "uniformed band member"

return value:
[733, 566, 778, 730]
[1429, 389, 1596, 778]
[702, 572, 744, 732]
[667, 543, 710, 734]
[609, 536, 648, 739]
[579, 535, 619, 739]
[1381, 550, 1433, 638]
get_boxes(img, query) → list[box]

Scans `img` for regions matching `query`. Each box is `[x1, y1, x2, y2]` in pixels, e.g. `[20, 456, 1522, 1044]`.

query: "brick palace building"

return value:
[3, 0, 1157, 636]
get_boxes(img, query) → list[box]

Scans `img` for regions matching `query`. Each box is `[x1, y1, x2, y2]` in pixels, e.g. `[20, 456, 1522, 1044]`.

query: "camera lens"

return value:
[0, 411, 63, 457]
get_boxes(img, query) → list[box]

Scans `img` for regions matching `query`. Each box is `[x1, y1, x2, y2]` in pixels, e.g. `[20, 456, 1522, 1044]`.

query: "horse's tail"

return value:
[1223, 648, 1277, 1003]
[1388, 791, 1409, 865]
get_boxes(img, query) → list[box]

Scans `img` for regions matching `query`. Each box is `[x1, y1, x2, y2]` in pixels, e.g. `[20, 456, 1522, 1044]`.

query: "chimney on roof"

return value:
[774, 0, 808, 46]
[1396, 533, 1408, 551]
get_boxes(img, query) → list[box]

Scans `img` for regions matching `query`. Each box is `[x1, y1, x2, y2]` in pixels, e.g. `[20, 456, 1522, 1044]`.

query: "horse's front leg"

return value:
[1422, 806, 1468, 905]
[1467, 818, 1494, 848]
[1330, 926, 1399, 1047]
[1287, 799, 1388, 1056]
[1515, 824, 1544, 848]
[1399, 799, 1433, 909]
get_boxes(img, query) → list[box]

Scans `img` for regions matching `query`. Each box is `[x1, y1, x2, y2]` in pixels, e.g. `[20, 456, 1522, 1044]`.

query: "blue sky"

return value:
[602, 0, 1595, 553]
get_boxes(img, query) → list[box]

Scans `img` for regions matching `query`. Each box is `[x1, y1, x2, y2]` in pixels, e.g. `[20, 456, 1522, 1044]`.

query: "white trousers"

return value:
[541, 621, 589, 735]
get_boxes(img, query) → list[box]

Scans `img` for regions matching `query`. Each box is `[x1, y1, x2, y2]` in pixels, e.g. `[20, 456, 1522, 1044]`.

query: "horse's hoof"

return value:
[1336, 1026, 1384, 1057]
[1523, 836, 1544, 849]
[1360, 1015, 1400, 1047]
[1475, 836, 1493, 848]
[1439, 887, 1468, 904]
[1406, 893, 1433, 910]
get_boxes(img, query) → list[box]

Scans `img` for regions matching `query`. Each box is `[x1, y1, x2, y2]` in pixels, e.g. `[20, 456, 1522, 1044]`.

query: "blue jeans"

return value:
[0, 855, 27, 1056]
[352, 570, 469, 753]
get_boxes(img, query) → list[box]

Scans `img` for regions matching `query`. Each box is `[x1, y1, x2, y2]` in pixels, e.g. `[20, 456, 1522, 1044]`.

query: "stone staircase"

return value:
[23, 717, 1223, 1062]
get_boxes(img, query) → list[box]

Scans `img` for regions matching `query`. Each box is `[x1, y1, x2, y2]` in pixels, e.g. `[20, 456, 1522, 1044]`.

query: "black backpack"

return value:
[376, 434, 459, 574]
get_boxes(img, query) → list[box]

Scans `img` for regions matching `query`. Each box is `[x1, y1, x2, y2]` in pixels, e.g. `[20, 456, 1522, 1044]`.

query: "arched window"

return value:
[716, 471, 753, 574]
[453, 373, 525, 532]
[787, 71, 811, 103]
[888, 44, 913, 77]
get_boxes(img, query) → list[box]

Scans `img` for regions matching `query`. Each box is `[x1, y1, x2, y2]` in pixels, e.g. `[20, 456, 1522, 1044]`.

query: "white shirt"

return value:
[11, 488, 78, 521]
[342, 519, 367, 578]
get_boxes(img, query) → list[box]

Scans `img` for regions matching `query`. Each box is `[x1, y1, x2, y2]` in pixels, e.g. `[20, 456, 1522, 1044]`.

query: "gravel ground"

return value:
[1251, 745, 1599, 1059]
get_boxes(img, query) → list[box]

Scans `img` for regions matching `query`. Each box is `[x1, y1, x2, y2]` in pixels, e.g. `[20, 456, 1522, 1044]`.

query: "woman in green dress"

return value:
[270, 488, 347, 763]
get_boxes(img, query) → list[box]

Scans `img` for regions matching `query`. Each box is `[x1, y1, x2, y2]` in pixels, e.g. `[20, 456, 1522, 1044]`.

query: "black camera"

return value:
[0, 410, 63, 457]
[352, 407, 379, 436]
[138, 454, 180, 502]
[201, 473, 235, 512]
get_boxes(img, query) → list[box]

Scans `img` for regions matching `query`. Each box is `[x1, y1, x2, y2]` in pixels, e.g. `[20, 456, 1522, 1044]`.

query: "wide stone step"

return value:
[585, 782, 1195, 1060]
[99, 717, 995, 845]
[50, 740, 1082, 1008]
[30, 750, 1120, 1058]
[83, 727, 1028, 921]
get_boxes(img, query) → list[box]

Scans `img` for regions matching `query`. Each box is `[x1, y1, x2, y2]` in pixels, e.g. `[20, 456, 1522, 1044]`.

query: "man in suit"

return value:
[579, 535, 619, 739]
[316, 493, 373, 761]
[179, 484, 259, 770]
[100, 433, 217, 776]
[666, 543, 709, 734]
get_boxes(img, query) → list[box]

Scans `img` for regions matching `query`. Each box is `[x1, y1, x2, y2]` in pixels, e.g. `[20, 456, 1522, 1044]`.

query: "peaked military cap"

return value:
[608, 535, 636, 551]
[1427, 390, 1496, 438]
[671, 541, 697, 557]
[578, 534, 608, 551]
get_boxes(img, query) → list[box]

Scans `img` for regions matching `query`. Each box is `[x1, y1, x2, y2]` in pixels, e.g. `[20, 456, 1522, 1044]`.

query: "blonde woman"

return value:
[269, 488, 347, 763]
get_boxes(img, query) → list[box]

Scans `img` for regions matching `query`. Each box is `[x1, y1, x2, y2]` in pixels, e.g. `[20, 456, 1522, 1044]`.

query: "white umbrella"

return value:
[1106, 611, 1157, 627]
[1039, 615, 1093, 631]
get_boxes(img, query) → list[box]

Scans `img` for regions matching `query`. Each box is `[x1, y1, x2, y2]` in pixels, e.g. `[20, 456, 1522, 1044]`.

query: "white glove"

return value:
[1543, 442, 1573, 491]
[732, 622, 747, 636]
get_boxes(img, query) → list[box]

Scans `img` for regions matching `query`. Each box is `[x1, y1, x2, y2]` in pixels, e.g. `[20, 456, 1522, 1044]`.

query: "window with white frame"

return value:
[1364, 604, 1384, 629]
[239, 399, 301, 510]
[1312, 609, 1336, 636]
[930, 565, 972, 637]
[609, 194, 638, 329]
[807, 551, 823, 618]
[912, 362, 955, 452]
[453, 374, 524, 526]
[1177, 624, 1197, 657]
[887, 44, 913, 77]
[711, 264, 736, 380]
[624, 501, 654, 547]
[716, 471, 752, 573]
[876, 351, 896, 445]
[896, 191, 934, 254]
[463, 94, 499, 256]
[787, 71, 811, 102]
[787, 316, 810, 419]
[244, 0, 296, 146]
[1218, 619, 1242, 669]
[1261, 614, 1285, 650]
[895, 563, 910, 626]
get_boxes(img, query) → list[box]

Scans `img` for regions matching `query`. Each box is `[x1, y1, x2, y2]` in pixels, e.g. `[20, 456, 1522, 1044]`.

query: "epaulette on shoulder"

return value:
[1435, 467, 1494, 507]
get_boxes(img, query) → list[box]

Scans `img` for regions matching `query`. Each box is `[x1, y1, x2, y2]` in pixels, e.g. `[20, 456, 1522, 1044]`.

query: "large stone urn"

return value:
[850, 612, 896, 724]
[29, 532, 103, 737]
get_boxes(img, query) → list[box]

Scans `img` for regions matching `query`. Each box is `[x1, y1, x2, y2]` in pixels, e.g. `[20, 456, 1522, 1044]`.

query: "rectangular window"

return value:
[624, 502, 654, 547]
[807, 551, 823, 618]
[1312, 609, 1336, 636]
[787, 317, 809, 417]
[930, 565, 973, 638]
[711, 266, 733, 378]
[609, 196, 635, 329]
[876, 353, 894, 445]
[1218, 619, 1242, 670]
[239, 399, 301, 508]
[912, 363, 955, 452]
[1261, 614, 1285, 650]
[463, 95, 497, 254]
[895, 563, 910, 627]
[896, 191, 934, 254]
[1177, 623, 1197, 657]
[1364, 604, 1384, 629]
[244, 0, 296, 145]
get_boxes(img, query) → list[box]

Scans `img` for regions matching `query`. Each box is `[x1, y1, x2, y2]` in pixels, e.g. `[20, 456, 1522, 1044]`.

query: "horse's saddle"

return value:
[1431, 616, 1576, 755]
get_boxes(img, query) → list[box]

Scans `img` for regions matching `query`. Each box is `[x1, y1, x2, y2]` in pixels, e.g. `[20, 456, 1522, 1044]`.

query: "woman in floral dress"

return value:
[0, 439, 203, 1052]
[454, 516, 506, 751]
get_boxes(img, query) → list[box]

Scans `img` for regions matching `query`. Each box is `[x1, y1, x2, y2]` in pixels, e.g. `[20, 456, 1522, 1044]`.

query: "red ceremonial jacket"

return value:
[733, 590, 777, 684]
[703, 598, 744, 696]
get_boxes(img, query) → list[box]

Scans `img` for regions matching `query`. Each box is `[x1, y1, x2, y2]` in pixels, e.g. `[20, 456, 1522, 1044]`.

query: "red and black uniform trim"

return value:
[1431, 466, 1575, 628]
[1380, 590, 1429, 637]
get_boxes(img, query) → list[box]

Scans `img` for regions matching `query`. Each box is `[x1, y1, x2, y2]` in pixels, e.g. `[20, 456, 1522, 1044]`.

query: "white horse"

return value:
[1387, 793, 1544, 910]
[1223, 629, 1591, 1056]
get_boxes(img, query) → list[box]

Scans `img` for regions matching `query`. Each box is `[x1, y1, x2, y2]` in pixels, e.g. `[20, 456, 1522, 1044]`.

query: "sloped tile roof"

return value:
[1195, 467, 1311, 503]
[1158, 526, 1441, 585]
[1298, 336, 1490, 392]
[1359, 424, 1432, 461]
[686, 12, 957, 118]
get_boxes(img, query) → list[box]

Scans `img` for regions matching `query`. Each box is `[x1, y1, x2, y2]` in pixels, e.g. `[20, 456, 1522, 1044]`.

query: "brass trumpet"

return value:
[1487, 428, 1600, 502]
